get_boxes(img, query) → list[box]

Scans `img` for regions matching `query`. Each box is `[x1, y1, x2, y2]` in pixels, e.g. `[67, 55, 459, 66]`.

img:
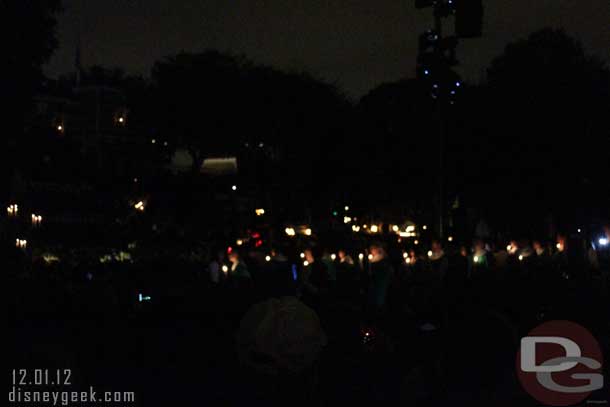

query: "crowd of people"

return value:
[9, 226, 609, 406]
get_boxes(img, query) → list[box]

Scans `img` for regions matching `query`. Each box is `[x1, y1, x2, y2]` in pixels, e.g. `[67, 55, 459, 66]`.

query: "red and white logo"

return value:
[516, 320, 604, 406]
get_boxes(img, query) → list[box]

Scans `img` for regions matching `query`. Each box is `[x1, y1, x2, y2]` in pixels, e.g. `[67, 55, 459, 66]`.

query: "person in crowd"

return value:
[336, 249, 359, 302]
[228, 250, 251, 284]
[235, 297, 327, 406]
[366, 242, 394, 317]
[300, 247, 330, 310]
[207, 249, 225, 285]
[268, 247, 296, 298]
[427, 240, 448, 281]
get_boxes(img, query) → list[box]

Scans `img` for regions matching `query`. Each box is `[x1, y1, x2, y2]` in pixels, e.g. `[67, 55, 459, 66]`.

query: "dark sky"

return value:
[45, 0, 610, 99]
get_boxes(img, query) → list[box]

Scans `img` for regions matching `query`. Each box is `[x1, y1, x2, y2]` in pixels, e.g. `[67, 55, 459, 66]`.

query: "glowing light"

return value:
[118, 117, 124, 123]
[151, 139, 156, 144]
[392, 225, 399, 232]
[303, 260, 309, 267]
[300, 252, 305, 259]
[265, 255, 271, 262]
[473, 255, 480, 263]
[358, 253, 364, 260]
[448, 236, 453, 242]
[16, 239, 27, 249]
[231, 185, 237, 191]
[577, 228, 582, 233]
[222, 265, 229, 273]
[427, 250, 433, 257]
[331, 254, 337, 260]
[255, 208, 265, 216]
[599, 238, 608, 246]
[31, 214, 43, 226]
[352, 225, 361, 232]
[344, 206, 349, 211]
[368, 254, 373, 260]
[236, 239, 243, 246]
[370, 225, 379, 233]
[285, 227, 296, 237]
[363, 224, 368, 229]
[506, 245, 512, 251]
[403, 252, 409, 259]
[134, 201, 145, 211]
[406, 225, 415, 233]
[414, 240, 419, 245]
[406, 257, 411, 264]
[518, 255, 524, 261]
[304, 228, 312, 236]
[7, 204, 18, 216]
[344, 216, 352, 224]
[57, 125, 63, 131]
[423, 225, 428, 230]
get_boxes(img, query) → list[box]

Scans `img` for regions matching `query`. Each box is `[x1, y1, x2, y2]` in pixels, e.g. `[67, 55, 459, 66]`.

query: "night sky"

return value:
[45, 0, 610, 98]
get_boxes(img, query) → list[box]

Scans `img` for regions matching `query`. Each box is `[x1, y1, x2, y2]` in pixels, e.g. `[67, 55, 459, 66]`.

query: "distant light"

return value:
[151, 139, 156, 144]
[577, 228, 582, 233]
[358, 253, 364, 260]
[265, 255, 271, 262]
[231, 185, 237, 191]
[222, 265, 229, 273]
[304, 228, 312, 236]
[344, 216, 352, 224]
[370, 225, 379, 233]
[134, 201, 145, 211]
[300, 252, 305, 258]
[363, 224, 368, 229]
[406, 257, 411, 264]
[344, 206, 349, 211]
[392, 225, 399, 232]
[368, 254, 373, 260]
[448, 236, 453, 242]
[258, 142, 264, 148]
[599, 238, 609, 246]
[506, 245, 512, 251]
[236, 239, 243, 246]
[424, 70, 430, 75]
[163, 141, 168, 146]
[331, 254, 337, 261]
[455, 81, 461, 87]
[118, 117, 124, 123]
[255, 208, 265, 216]
[473, 255, 480, 263]
[422, 225, 428, 230]
[285, 227, 296, 237]
[519, 255, 524, 261]
[134, 178, 138, 183]
[403, 252, 408, 259]
[57, 125, 63, 131]
[414, 240, 419, 245]
[352, 225, 361, 232]
[303, 260, 310, 267]
[406, 225, 415, 233]
[427, 250, 433, 258]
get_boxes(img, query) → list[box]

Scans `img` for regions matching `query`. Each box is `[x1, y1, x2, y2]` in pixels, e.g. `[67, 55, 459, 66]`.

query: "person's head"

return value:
[507, 240, 519, 254]
[228, 251, 240, 264]
[533, 240, 545, 255]
[459, 246, 468, 257]
[338, 249, 348, 260]
[473, 239, 485, 252]
[556, 234, 567, 252]
[304, 248, 315, 264]
[369, 242, 385, 258]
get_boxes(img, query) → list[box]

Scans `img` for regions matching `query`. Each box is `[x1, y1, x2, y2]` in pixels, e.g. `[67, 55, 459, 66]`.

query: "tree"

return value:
[5, 0, 62, 127]
[482, 28, 610, 226]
